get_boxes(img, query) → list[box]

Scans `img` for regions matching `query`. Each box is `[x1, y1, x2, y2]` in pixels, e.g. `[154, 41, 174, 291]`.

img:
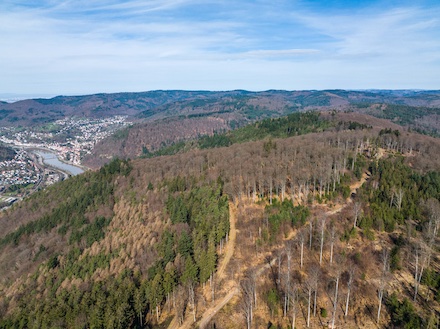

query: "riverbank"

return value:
[28, 148, 86, 176]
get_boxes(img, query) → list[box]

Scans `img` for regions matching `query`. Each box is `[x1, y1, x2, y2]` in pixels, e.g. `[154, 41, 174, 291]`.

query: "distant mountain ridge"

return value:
[1, 89, 440, 126]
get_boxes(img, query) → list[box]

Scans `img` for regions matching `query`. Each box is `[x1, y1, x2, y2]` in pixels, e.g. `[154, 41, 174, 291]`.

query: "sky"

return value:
[1, 0, 440, 98]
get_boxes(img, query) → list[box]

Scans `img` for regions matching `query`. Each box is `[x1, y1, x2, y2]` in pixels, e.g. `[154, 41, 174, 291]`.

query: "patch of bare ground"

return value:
[202, 148, 413, 328]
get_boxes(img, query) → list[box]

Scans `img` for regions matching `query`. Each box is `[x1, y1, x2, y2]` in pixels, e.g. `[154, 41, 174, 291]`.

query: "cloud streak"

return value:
[1, 0, 439, 95]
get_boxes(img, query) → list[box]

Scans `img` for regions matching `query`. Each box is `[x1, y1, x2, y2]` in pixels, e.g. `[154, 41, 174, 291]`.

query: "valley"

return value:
[0, 91, 439, 328]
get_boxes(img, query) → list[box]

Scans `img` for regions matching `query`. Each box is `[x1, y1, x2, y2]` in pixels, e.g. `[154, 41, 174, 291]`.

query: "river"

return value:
[33, 150, 84, 176]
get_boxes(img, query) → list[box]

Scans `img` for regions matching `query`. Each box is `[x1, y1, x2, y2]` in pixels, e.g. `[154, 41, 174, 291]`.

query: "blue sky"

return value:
[1, 0, 439, 97]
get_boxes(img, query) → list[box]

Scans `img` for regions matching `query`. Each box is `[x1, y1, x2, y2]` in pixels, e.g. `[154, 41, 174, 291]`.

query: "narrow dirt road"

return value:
[197, 257, 277, 329]
[167, 201, 237, 329]
[168, 150, 386, 328]
[217, 201, 237, 279]
[328, 148, 385, 216]
[197, 286, 239, 329]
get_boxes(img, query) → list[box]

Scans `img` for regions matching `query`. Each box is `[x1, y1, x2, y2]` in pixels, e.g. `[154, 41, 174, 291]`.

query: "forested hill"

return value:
[1, 89, 440, 127]
[143, 112, 370, 158]
[0, 114, 439, 328]
[83, 96, 440, 168]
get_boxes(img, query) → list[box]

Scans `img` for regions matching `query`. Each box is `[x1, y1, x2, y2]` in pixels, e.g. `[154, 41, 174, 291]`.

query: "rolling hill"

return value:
[0, 112, 439, 328]
[2, 89, 440, 127]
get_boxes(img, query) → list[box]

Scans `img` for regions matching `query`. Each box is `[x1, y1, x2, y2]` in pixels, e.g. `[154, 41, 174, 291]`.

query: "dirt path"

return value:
[168, 150, 387, 328]
[197, 286, 239, 329]
[197, 257, 278, 329]
[217, 201, 237, 280]
[167, 201, 237, 329]
[327, 148, 385, 216]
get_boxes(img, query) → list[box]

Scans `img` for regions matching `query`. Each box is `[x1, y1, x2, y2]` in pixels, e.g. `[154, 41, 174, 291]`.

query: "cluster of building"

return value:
[0, 149, 40, 190]
[0, 115, 129, 165]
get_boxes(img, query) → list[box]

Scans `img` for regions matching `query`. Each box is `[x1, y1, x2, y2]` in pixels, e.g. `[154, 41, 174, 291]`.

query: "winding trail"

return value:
[168, 150, 386, 328]
[167, 201, 238, 329]
[217, 201, 237, 280]
[197, 286, 239, 329]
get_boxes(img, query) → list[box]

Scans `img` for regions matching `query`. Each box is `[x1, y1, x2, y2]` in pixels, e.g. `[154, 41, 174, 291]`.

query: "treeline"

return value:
[1, 122, 439, 328]
[366, 104, 440, 137]
[232, 153, 439, 328]
[147, 112, 369, 158]
[0, 178, 229, 328]
[0, 158, 131, 247]
[359, 156, 440, 233]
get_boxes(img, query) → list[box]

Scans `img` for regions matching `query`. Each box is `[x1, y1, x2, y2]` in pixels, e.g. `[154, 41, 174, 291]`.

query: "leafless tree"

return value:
[394, 187, 404, 211]
[425, 198, 440, 240]
[297, 229, 306, 269]
[389, 186, 395, 208]
[331, 260, 343, 329]
[188, 281, 196, 323]
[290, 282, 299, 329]
[345, 263, 356, 317]
[249, 268, 258, 309]
[175, 285, 187, 325]
[240, 278, 254, 329]
[284, 241, 294, 317]
[413, 241, 428, 301]
[329, 223, 337, 264]
[305, 276, 313, 328]
[319, 217, 326, 264]
[309, 264, 320, 317]
[377, 247, 389, 323]
[277, 249, 284, 284]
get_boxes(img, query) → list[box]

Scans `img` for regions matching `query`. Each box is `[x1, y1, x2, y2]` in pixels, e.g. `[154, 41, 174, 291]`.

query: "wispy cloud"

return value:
[1, 0, 440, 95]
[239, 49, 320, 60]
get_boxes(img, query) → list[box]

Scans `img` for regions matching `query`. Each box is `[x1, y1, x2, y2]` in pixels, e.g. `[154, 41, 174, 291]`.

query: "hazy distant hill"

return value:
[1, 89, 440, 127]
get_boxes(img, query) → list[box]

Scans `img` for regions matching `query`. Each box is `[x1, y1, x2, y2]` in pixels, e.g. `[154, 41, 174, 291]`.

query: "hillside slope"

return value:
[0, 116, 439, 328]
[2, 89, 440, 127]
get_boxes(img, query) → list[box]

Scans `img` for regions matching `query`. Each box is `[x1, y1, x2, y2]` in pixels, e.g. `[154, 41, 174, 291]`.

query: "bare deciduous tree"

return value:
[394, 187, 404, 211]
[413, 242, 428, 301]
[284, 242, 294, 317]
[331, 259, 343, 329]
[240, 278, 254, 329]
[188, 281, 196, 323]
[345, 263, 356, 317]
[305, 276, 313, 328]
[290, 283, 299, 329]
[425, 198, 440, 241]
[310, 264, 320, 317]
[329, 223, 337, 264]
[297, 229, 306, 269]
[377, 247, 389, 323]
[319, 217, 326, 264]
[175, 285, 187, 325]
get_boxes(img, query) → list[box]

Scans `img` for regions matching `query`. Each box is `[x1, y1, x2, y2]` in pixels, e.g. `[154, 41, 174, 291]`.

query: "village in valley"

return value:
[0, 115, 130, 208]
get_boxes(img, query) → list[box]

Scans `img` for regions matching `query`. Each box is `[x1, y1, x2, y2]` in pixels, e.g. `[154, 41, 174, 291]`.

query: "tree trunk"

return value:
[300, 240, 304, 269]
[377, 289, 383, 323]
[319, 218, 326, 264]
[345, 288, 351, 317]
[307, 288, 311, 328]
[313, 289, 317, 317]
[331, 275, 339, 329]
